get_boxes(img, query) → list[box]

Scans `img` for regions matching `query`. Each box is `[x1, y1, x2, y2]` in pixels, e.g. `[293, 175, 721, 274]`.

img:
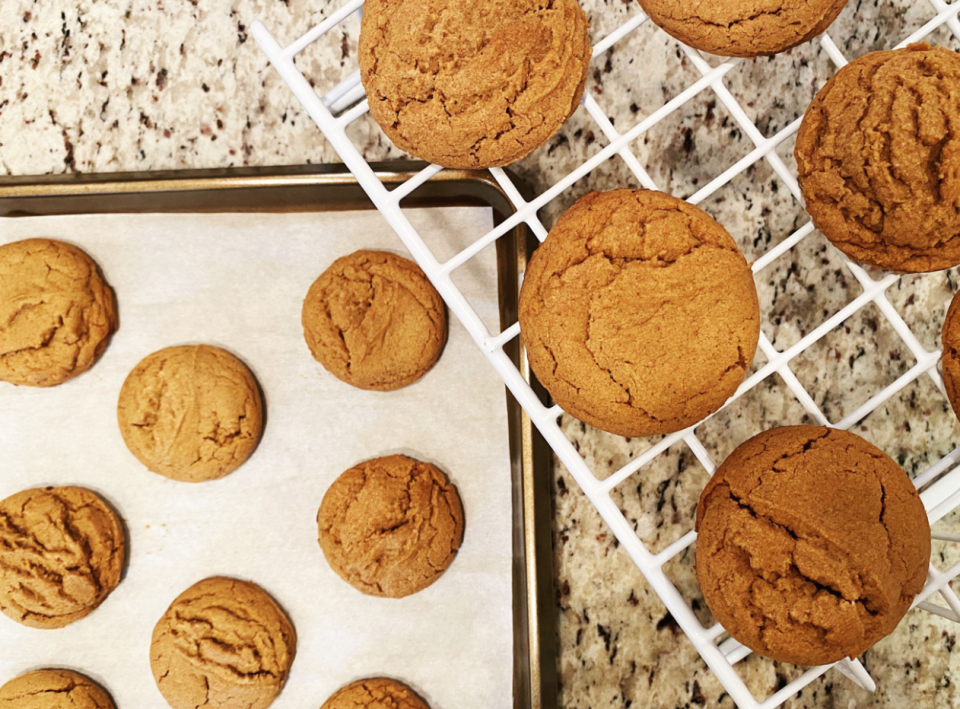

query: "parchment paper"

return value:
[0, 207, 513, 708]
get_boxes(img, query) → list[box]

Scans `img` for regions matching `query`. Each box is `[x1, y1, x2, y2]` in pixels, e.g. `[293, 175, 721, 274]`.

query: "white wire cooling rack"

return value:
[254, 2, 960, 707]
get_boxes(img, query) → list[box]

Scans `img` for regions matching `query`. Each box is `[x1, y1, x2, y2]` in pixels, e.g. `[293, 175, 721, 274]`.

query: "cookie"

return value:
[941, 291, 960, 420]
[318, 455, 464, 598]
[150, 576, 296, 709]
[0, 669, 115, 709]
[518, 189, 760, 438]
[359, 0, 591, 169]
[0, 238, 117, 387]
[0, 486, 125, 629]
[320, 678, 429, 709]
[696, 426, 931, 666]
[796, 43, 960, 273]
[117, 345, 263, 482]
[639, 0, 848, 58]
[302, 251, 447, 392]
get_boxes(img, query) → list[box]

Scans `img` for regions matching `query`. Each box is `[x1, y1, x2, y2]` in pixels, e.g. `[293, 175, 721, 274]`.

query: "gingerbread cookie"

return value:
[796, 43, 960, 273]
[302, 251, 447, 392]
[696, 426, 931, 666]
[639, 0, 848, 58]
[117, 345, 263, 482]
[150, 577, 296, 709]
[518, 189, 760, 438]
[0, 669, 115, 709]
[0, 486, 125, 629]
[320, 678, 429, 709]
[359, 0, 591, 168]
[0, 239, 117, 387]
[318, 455, 464, 598]
[941, 291, 960, 420]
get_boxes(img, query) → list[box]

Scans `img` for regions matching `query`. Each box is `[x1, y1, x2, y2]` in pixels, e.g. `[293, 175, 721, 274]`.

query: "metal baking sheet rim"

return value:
[0, 163, 557, 709]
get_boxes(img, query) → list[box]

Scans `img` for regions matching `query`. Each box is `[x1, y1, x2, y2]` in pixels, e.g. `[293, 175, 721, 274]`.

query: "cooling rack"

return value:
[253, 2, 960, 707]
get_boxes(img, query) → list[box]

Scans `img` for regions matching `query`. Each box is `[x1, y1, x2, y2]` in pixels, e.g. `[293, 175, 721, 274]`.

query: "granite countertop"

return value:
[3, 0, 960, 707]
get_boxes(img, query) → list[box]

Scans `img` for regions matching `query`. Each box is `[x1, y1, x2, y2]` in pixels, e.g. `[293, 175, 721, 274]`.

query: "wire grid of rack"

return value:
[254, 2, 960, 707]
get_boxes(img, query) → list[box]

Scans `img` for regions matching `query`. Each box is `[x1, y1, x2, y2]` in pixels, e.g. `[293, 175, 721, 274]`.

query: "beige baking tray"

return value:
[0, 163, 556, 709]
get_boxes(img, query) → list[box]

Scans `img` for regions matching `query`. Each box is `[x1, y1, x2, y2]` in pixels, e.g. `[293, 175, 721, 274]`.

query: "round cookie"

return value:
[0, 669, 115, 709]
[0, 486, 125, 629]
[796, 43, 960, 273]
[318, 455, 464, 598]
[696, 426, 931, 666]
[639, 0, 848, 58]
[302, 251, 447, 392]
[117, 344, 263, 482]
[320, 678, 429, 709]
[0, 238, 117, 387]
[359, 0, 591, 169]
[150, 576, 296, 709]
[518, 189, 760, 438]
[941, 291, 960, 420]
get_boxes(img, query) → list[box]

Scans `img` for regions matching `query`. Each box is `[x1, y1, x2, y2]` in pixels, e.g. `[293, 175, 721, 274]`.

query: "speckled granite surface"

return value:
[4, 0, 960, 707]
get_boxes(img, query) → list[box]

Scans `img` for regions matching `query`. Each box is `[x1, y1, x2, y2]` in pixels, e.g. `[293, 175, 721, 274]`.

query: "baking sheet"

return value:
[0, 207, 513, 708]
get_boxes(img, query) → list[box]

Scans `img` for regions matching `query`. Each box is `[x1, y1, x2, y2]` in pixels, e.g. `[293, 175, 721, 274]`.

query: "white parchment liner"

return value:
[0, 207, 512, 709]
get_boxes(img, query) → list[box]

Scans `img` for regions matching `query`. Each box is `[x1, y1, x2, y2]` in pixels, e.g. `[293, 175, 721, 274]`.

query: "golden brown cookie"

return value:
[117, 345, 263, 482]
[639, 0, 848, 58]
[941, 291, 960, 420]
[302, 251, 447, 392]
[359, 0, 591, 169]
[318, 455, 464, 598]
[320, 678, 429, 709]
[0, 238, 117, 387]
[0, 486, 125, 629]
[0, 669, 115, 709]
[796, 43, 960, 273]
[150, 576, 296, 709]
[518, 189, 760, 438]
[696, 426, 931, 666]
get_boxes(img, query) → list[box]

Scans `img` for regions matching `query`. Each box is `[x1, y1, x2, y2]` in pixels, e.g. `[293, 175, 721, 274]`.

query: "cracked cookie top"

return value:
[320, 678, 429, 709]
[518, 189, 760, 438]
[318, 454, 464, 598]
[695, 426, 931, 666]
[302, 251, 447, 392]
[638, 0, 848, 58]
[0, 486, 125, 629]
[0, 238, 117, 387]
[796, 43, 960, 273]
[0, 669, 115, 709]
[150, 576, 296, 709]
[117, 345, 263, 483]
[358, 0, 591, 169]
